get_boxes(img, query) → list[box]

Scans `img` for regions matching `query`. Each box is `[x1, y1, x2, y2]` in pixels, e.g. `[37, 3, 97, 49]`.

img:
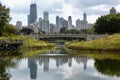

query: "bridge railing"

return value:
[26, 34, 107, 41]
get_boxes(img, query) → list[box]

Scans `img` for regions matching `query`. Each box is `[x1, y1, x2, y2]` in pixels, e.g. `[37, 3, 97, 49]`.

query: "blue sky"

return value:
[1, 0, 120, 26]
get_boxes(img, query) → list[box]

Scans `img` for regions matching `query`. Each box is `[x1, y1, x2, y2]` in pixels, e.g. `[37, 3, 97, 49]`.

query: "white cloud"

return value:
[87, 15, 101, 24]
[1, 0, 30, 7]
[1, 0, 120, 26]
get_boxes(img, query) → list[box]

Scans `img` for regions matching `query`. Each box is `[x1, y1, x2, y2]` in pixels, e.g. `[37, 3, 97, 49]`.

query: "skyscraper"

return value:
[110, 7, 116, 14]
[68, 16, 72, 30]
[42, 11, 49, 34]
[28, 1, 37, 25]
[83, 13, 87, 29]
[83, 13, 87, 21]
[44, 11, 49, 21]
[62, 20, 68, 30]
[56, 16, 60, 33]
[76, 19, 82, 30]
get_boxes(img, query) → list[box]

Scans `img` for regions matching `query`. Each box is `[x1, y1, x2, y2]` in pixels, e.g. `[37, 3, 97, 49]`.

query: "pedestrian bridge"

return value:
[27, 34, 107, 42]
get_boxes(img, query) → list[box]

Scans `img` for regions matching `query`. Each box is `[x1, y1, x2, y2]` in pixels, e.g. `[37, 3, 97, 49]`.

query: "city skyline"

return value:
[1, 0, 120, 26]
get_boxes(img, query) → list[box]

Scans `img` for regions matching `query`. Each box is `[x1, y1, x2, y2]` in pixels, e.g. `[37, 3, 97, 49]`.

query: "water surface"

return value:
[0, 44, 120, 80]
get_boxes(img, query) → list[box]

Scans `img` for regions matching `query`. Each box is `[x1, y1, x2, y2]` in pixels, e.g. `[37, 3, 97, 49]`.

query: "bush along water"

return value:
[0, 34, 54, 50]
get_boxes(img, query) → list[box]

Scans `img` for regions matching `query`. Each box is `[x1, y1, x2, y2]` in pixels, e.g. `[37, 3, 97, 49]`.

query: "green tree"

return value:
[0, 3, 10, 35]
[80, 28, 94, 34]
[4, 25, 19, 35]
[20, 28, 34, 34]
[65, 29, 80, 34]
[60, 27, 67, 33]
[94, 14, 120, 34]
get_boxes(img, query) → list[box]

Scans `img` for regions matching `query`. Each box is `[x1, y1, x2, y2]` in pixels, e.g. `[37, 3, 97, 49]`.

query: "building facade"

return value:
[68, 16, 72, 30]
[16, 21, 22, 30]
[110, 7, 116, 14]
[28, 3, 37, 25]
[76, 19, 82, 30]
[41, 11, 49, 34]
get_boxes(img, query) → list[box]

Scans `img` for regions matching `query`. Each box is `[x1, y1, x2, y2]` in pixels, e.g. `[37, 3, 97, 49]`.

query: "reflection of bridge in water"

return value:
[28, 55, 88, 80]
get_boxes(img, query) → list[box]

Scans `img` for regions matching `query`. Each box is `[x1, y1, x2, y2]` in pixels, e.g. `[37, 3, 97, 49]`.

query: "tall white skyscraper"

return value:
[56, 16, 64, 33]
[44, 11, 49, 21]
[76, 19, 82, 30]
[42, 20, 49, 34]
[42, 11, 49, 34]
[68, 16, 72, 30]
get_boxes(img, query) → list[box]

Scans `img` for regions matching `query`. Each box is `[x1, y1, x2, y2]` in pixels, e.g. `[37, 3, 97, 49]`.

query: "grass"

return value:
[0, 34, 55, 49]
[65, 34, 120, 51]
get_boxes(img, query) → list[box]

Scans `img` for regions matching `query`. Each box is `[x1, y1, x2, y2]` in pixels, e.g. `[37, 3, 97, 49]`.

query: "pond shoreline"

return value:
[0, 35, 55, 51]
[65, 34, 120, 52]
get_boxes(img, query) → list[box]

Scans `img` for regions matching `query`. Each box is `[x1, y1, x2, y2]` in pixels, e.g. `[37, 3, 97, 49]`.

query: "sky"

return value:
[0, 0, 120, 26]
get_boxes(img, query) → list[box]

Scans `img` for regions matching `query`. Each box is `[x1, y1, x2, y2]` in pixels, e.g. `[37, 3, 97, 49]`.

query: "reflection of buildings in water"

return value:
[28, 58, 37, 80]
[56, 57, 68, 67]
[37, 55, 88, 72]
[56, 58, 60, 67]
[68, 58, 72, 67]
[81, 57, 87, 70]
[43, 57, 49, 72]
[39, 57, 43, 66]
[75, 57, 88, 70]
[75, 57, 81, 64]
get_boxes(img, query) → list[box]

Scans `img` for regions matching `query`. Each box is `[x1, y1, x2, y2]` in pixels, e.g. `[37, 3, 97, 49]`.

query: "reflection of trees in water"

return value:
[0, 51, 21, 80]
[94, 59, 120, 77]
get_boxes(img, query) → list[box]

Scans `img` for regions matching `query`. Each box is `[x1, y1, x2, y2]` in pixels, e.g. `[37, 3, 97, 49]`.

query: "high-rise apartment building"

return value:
[62, 20, 68, 30]
[16, 21, 22, 30]
[76, 19, 82, 30]
[56, 16, 66, 33]
[50, 24, 56, 34]
[68, 16, 72, 30]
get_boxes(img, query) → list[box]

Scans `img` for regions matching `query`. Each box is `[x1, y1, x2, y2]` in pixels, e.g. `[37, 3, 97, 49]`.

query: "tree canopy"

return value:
[60, 27, 67, 34]
[20, 28, 34, 35]
[94, 14, 120, 34]
[4, 25, 19, 35]
[0, 3, 10, 35]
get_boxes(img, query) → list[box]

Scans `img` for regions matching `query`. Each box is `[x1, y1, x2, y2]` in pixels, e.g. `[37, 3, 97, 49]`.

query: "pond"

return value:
[0, 44, 120, 80]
